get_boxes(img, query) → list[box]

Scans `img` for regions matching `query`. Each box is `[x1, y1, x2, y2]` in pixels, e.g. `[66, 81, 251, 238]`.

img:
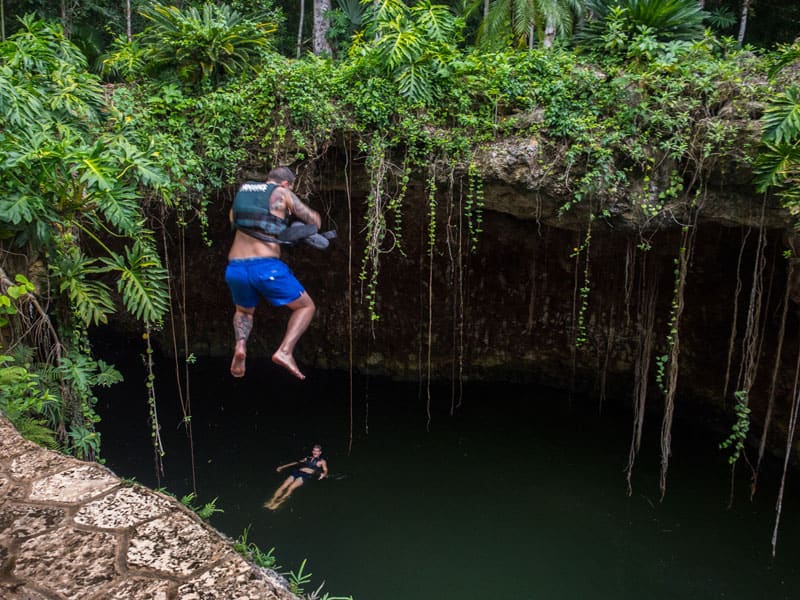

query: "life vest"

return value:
[300, 455, 324, 475]
[231, 181, 290, 242]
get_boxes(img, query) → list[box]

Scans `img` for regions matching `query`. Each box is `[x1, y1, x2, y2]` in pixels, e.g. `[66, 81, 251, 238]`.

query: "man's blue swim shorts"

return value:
[225, 257, 305, 308]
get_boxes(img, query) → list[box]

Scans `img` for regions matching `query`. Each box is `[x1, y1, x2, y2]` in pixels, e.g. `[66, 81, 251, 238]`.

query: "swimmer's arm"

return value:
[276, 461, 299, 473]
[287, 191, 321, 228]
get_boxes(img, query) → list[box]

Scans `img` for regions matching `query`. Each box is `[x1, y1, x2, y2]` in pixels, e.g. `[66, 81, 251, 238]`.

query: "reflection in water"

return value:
[98, 359, 800, 600]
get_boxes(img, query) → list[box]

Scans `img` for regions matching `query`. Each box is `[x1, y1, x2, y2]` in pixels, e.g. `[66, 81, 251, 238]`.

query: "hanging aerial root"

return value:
[723, 227, 751, 402]
[753, 259, 791, 497]
[771, 322, 800, 557]
[659, 223, 697, 502]
[626, 256, 658, 496]
[725, 198, 768, 503]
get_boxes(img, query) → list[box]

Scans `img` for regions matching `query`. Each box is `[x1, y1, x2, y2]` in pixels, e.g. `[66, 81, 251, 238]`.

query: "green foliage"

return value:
[755, 41, 800, 222]
[180, 492, 224, 520]
[326, 0, 366, 57]
[355, 0, 464, 104]
[720, 390, 751, 465]
[464, 164, 484, 251]
[0, 17, 168, 457]
[234, 526, 279, 569]
[575, 0, 709, 55]
[571, 219, 592, 349]
[0, 354, 58, 449]
[130, 2, 276, 87]
[480, 0, 581, 50]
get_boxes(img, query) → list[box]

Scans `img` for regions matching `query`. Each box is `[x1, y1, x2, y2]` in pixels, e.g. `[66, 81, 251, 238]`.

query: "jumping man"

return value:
[225, 167, 321, 380]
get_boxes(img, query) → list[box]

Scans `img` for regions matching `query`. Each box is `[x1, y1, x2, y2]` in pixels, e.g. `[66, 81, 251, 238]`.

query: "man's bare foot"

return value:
[231, 349, 246, 378]
[272, 350, 305, 380]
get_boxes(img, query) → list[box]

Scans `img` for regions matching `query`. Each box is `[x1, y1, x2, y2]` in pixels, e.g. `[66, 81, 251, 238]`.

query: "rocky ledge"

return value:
[0, 416, 297, 600]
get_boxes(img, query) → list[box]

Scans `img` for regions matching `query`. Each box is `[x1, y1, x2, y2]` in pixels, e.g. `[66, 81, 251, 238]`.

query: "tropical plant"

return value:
[574, 0, 709, 52]
[0, 276, 59, 449]
[180, 492, 224, 520]
[355, 0, 464, 104]
[234, 526, 279, 569]
[0, 15, 169, 453]
[325, 0, 365, 56]
[133, 2, 276, 86]
[755, 42, 800, 219]
[479, 0, 582, 50]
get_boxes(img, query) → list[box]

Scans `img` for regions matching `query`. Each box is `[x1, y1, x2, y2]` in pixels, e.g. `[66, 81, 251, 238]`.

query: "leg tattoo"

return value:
[231, 311, 253, 378]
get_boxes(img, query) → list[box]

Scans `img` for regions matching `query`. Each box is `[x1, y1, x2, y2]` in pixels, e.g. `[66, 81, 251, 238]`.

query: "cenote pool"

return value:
[97, 358, 800, 600]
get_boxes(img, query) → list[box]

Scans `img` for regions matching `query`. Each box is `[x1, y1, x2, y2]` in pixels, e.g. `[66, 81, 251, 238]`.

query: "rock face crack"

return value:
[0, 415, 299, 600]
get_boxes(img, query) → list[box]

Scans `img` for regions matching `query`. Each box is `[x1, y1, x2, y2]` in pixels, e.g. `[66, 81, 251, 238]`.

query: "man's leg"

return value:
[272, 292, 315, 380]
[265, 475, 295, 508]
[231, 306, 255, 378]
[265, 477, 304, 510]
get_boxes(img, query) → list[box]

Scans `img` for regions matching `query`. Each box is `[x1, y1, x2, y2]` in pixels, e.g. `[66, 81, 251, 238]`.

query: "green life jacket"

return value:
[231, 181, 290, 243]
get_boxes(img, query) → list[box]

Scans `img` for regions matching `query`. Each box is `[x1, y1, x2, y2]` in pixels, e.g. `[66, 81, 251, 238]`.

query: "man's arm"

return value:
[286, 190, 321, 228]
[275, 460, 299, 473]
[318, 459, 328, 480]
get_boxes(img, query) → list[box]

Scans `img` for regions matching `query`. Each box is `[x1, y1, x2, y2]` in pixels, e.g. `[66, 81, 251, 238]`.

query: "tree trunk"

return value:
[484, 0, 489, 21]
[297, 0, 305, 58]
[126, 0, 132, 42]
[543, 18, 556, 48]
[1, 0, 5, 41]
[313, 0, 332, 56]
[737, 0, 751, 46]
[60, 0, 68, 37]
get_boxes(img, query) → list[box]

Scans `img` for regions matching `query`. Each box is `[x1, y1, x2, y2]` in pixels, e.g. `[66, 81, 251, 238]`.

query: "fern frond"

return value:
[10, 416, 58, 449]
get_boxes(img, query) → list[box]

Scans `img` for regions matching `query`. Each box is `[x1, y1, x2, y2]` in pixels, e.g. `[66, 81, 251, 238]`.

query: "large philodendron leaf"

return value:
[755, 141, 800, 192]
[51, 248, 116, 326]
[0, 193, 42, 225]
[761, 86, 800, 146]
[101, 241, 170, 324]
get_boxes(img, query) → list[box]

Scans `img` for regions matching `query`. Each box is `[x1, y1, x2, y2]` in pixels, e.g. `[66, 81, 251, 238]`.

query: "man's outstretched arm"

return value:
[287, 191, 321, 228]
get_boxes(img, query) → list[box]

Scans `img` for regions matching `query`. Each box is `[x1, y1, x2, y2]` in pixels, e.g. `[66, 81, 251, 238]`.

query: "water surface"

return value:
[97, 358, 800, 600]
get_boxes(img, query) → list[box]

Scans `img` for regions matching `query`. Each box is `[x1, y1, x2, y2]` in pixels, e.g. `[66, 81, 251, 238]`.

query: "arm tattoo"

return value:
[233, 312, 253, 342]
[289, 192, 321, 227]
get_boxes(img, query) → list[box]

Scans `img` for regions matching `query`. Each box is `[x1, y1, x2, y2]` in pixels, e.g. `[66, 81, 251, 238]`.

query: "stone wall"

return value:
[0, 415, 298, 600]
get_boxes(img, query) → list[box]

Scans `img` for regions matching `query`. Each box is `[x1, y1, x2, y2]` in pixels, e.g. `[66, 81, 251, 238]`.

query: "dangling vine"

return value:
[623, 239, 634, 327]
[572, 216, 593, 350]
[425, 168, 437, 432]
[723, 199, 768, 505]
[753, 254, 793, 495]
[358, 135, 408, 326]
[657, 213, 698, 501]
[142, 323, 165, 486]
[771, 321, 800, 557]
[625, 255, 658, 495]
[445, 166, 459, 417]
[464, 163, 484, 252]
[598, 303, 614, 415]
[344, 138, 354, 455]
[722, 227, 751, 403]
[159, 204, 197, 494]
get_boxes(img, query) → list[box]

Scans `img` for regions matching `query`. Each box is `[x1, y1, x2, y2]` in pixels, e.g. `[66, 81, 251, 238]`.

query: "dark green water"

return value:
[97, 359, 800, 600]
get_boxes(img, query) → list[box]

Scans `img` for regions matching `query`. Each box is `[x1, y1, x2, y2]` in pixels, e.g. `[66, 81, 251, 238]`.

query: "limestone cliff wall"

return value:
[113, 144, 799, 463]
